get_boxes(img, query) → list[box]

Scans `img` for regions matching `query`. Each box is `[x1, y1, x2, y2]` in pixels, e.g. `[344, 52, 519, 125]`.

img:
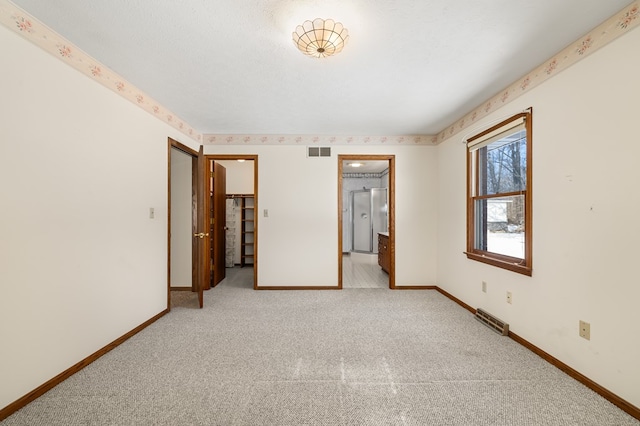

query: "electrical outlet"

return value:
[506, 291, 512, 304]
[579, 320, 591, 340]
[482, 281, 487, 293]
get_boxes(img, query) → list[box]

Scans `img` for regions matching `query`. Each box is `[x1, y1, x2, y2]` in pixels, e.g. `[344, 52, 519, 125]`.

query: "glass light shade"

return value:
[292, 18, 349, 58]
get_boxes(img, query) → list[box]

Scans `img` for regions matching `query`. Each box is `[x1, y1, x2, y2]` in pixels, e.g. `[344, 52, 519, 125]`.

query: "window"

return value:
[466, 110, 532, 276]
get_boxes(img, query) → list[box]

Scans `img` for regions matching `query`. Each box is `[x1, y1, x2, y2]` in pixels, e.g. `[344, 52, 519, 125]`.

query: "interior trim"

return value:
[0, 1, 201, 142]
[432, 1, 640, 144]
[205, 135, 434, 145]
[0, 309, 168, 422]
[3, 286, 639, 421]
[435, 287, 476, 313]
[508, 331, 640, 420]
[256, 285, 437, 290]
[205, 154, 259, 289]
[257, 286, 341, 291]
[338, 154, 396, 289]
[168, 139, 199, 310]
[395, 285, 438, 290]
[435, 287, 640, 421]
[4, 0, 639, 147]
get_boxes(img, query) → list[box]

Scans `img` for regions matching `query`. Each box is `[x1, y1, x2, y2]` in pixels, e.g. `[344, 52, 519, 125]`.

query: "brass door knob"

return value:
[193, 232, 210, 239]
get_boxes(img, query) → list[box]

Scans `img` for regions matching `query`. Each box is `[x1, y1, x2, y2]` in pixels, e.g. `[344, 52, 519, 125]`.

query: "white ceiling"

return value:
[343, 160, 389, 174]
[10, 0, 633, 136]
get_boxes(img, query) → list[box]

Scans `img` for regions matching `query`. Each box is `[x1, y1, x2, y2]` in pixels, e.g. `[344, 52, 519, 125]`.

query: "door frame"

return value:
[167, 139, 199, 309]
[338, 154, 395, 289]
[206, 154, 259, 289]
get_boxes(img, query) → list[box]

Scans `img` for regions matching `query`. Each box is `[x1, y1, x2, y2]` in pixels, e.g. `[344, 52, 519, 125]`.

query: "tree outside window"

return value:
[466, 110, 532, 276]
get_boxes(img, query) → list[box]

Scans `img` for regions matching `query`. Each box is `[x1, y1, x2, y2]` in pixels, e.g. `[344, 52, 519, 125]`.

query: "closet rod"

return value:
[226, 193, 254, 198]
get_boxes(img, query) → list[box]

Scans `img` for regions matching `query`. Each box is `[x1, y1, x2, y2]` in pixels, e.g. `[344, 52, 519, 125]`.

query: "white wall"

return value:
[170, 149, 193, 287]
[204, 144, 438, 287]
[0, 25, 198, 409]
[436, 26, 640, 407]
[216, 160, 254, 195]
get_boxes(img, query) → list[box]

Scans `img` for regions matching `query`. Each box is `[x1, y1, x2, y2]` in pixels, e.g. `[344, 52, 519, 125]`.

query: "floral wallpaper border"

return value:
[204, 134, 434, 145]
[343, 172, 387, 179]
[0, 0, 201, 142]
[432, 1, 639, 144]
[1, 0, 637, 146]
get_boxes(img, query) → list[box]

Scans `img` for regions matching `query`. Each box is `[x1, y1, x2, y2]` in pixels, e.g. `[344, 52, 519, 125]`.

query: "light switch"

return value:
[149, 207, 155, 219]
[264, 209, 269, 217]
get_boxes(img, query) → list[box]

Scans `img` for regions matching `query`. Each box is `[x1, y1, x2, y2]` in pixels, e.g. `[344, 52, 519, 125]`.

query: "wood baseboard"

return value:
[0, 309, 168, 422]
[257, 286, 340, 290]
[435, 287, 475, 313]
[169, 286, 192, 291]
[434, 286, 640, 421]
[508, 330, 640, 420]
[4, 289, 639, 422]
[393, 285, 437, 290]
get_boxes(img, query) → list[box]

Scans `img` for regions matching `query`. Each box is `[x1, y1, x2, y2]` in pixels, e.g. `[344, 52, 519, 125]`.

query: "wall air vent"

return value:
[475, 308, 509, 336]
[307, 146, 331, 158]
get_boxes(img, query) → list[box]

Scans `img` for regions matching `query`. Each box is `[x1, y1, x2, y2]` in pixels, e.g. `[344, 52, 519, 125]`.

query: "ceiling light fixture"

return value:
[349, 162, 363, 168]
[292, 18, 349, 58]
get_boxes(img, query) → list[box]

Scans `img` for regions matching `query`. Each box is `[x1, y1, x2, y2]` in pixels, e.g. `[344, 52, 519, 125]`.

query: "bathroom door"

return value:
[352, 190, 371, 252]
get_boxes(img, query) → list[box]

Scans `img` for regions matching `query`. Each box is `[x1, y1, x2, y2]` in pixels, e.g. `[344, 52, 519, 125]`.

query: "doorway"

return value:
[207, 155, 258, 290]
[168, 139, 199, 308]
[168, 147, 259, 309]
[338, 155, 395, 289]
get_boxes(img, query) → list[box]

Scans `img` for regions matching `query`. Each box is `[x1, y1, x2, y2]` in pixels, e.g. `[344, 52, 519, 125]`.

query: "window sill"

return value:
[464, 251, 532, 276]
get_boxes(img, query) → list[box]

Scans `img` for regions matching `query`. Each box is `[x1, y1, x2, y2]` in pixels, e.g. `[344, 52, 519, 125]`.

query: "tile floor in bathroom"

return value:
[342, 252, 389, 289]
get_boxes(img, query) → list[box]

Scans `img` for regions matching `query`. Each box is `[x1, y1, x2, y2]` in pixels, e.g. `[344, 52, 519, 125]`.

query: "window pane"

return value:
[478, 130, 526, 196]
[474, 194, 525, 259]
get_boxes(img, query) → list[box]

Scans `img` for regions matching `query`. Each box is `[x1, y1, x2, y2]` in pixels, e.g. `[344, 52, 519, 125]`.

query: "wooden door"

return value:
[211, 161, 227, 287]
[193, 146, 209, 308]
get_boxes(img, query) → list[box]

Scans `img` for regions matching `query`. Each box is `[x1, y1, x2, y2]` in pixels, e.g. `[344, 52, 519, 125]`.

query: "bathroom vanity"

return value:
[377, 232, 389, 273]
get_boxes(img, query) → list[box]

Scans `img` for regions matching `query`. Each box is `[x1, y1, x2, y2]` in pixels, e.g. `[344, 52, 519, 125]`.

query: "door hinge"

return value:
[210, 172, 214, 178]
[210, 218, 215, 225]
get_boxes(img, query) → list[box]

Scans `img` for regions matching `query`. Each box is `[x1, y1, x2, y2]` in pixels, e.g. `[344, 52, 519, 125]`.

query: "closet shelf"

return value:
[240, 195, 255, 267]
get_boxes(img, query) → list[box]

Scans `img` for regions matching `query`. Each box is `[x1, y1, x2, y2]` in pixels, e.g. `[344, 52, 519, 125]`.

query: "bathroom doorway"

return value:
[338, 155, 395, 289]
